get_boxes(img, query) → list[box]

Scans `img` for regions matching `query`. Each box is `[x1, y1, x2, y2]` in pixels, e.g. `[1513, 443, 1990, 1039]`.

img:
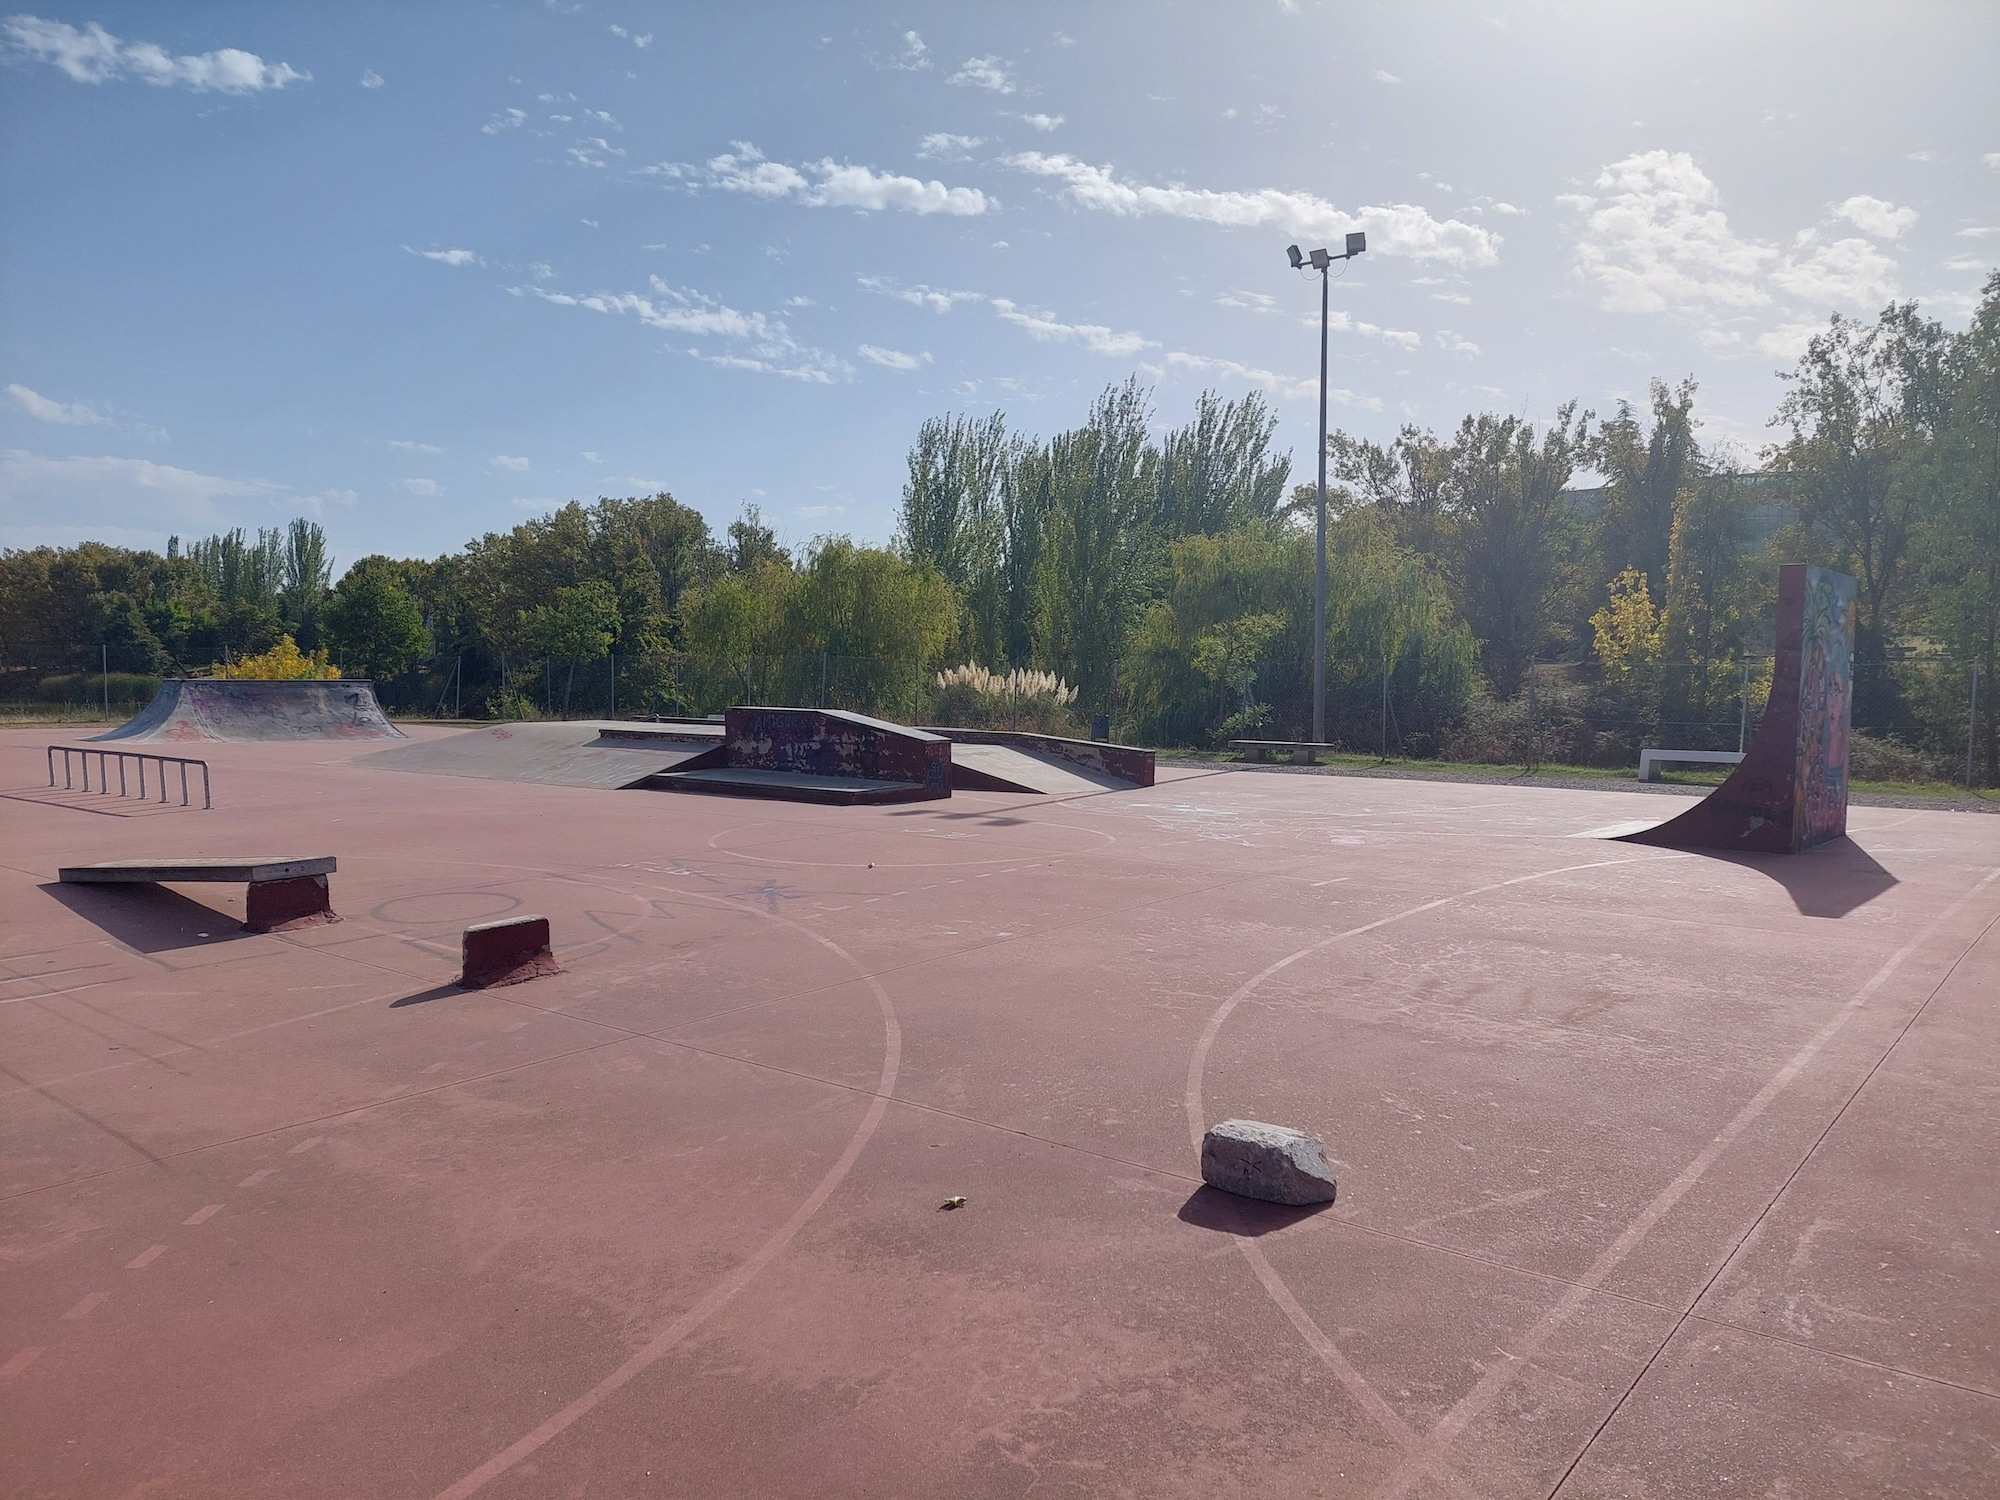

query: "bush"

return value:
[1847, 730, 1947, 784]
[34, 672, 160, 707]
[931, 664, 1082, 735]
[211, 635, 340, 680]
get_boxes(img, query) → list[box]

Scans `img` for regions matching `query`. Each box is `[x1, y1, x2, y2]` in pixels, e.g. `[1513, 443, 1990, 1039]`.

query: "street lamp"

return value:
[1288, 231, 1366, 744]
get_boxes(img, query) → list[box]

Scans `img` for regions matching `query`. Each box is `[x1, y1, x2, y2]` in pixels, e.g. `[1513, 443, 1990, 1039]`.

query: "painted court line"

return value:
[238, 1169, 276, 1188]
[125, 1245, 166, 1270]
[1, 1346, 43, 1378]
[62, 1291, 109, 1320]
[288, 1136, 323, 1154]
[182, 1204, 223, 1226]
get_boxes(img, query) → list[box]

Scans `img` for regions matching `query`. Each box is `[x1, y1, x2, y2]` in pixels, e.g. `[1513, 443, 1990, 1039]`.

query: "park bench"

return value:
[1638, 748, 1744, 783]
[1229, 740, 1338, 765]
[58, 856, 339, 932]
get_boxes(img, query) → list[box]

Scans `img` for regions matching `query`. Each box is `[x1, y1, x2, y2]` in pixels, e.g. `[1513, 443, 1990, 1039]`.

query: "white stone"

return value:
[1200, 1119, 1338, 1206]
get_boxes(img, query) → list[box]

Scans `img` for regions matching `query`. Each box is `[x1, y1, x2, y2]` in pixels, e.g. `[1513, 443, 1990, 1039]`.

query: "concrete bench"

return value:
[1229, 740, 1338, 766]
[1638, 749, 1744, 783]
[59, 856, 339, 932]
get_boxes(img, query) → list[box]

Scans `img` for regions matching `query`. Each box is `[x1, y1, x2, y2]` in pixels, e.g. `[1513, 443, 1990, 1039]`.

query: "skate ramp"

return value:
[643, 707, 950, 804]
[1619, 564, 1857, 854]
[949, 742, 1131, 795]
[97, 678, 405, 742]
[358, 720, 721, 790]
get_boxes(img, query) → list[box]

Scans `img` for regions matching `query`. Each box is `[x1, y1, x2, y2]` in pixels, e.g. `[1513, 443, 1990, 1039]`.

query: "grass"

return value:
[1157, 745, 1999, 805]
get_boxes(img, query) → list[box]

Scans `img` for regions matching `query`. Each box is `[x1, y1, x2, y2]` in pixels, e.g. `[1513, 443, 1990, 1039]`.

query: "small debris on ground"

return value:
[937, 1196, 967, 1211]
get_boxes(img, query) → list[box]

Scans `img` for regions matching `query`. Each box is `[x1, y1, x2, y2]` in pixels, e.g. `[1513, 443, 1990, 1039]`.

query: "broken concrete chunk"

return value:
[1200, 1119, 1338, 1206]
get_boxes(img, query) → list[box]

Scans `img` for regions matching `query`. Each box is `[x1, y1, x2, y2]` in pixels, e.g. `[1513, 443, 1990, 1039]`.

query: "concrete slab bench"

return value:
[1638, 749, 1744, 783]
[1228, 740, 1339, 765]
[59, 856, 339, 932]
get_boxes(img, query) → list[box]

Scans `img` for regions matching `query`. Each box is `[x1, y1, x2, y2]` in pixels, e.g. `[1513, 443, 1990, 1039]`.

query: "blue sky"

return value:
[2, 1, 1995, 567]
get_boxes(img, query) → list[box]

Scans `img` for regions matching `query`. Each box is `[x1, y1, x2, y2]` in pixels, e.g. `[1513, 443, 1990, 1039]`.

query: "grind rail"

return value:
[47, 745, 212, 809]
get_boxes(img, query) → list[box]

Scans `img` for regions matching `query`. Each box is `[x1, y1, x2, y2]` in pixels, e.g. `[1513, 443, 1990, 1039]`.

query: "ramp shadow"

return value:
[390, 983, 464, 1008]
[1699, 837, 1899, 919]
[1177, 1184, 1334, 1237]
[41, 881, 250, 953]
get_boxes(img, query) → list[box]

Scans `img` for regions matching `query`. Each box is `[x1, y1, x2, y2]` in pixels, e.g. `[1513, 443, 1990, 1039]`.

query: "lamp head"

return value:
[1286, 244, 1303, 269]
[1308, 247, 1331, 271]
[1345, 231, 1367, 257]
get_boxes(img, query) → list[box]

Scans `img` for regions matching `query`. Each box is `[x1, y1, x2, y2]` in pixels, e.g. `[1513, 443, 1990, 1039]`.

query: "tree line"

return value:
[1, 273, 1993, 779]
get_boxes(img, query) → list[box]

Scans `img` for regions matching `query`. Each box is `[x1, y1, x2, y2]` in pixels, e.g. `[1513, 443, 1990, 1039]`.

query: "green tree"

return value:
[519, 579, 621, 716]
[1593, 378, 1700, 598]
[324, 557, 430, 680]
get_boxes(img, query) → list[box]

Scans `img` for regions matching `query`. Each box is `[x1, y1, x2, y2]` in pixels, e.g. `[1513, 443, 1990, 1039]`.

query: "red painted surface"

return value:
[243, 874, 339, 933]
[2, 724, 1995, 1499]
[459, 915, 559, 989]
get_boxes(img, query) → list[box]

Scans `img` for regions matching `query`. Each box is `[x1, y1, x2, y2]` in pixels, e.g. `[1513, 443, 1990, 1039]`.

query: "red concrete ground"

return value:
[2, 725, 1995, 1499]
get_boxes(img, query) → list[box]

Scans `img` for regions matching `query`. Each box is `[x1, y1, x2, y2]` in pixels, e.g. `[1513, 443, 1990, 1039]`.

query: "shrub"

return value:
[212, 635, 340, 679]
[931, 664, 1081, 735]
[1847, 730, 1946, 784]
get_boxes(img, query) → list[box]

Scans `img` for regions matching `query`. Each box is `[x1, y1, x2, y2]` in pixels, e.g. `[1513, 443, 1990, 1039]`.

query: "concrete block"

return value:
[244, 875, 340, 933]
[459, 915, 560, 989]
[1200, 1119, 1338, 1206]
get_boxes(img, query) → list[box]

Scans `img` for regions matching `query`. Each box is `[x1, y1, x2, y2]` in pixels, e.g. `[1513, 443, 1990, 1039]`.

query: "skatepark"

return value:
[4, 580, 1998, 1498]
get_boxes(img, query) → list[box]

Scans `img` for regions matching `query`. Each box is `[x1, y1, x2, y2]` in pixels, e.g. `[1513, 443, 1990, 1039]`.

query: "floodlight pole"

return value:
[1314, 264, 1329, 743]
[1289, 233, 1365, 744]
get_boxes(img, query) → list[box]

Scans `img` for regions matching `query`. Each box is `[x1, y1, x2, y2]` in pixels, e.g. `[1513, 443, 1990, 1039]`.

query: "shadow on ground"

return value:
[1701, 838, 1900, 919]
[40, 880, 247, 953]
[1177, 1185, 1334, 1237]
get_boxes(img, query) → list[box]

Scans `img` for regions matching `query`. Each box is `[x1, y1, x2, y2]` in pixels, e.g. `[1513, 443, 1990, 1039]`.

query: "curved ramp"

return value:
[1619, 564, 1856, 853]
[96, 679, 405, 742]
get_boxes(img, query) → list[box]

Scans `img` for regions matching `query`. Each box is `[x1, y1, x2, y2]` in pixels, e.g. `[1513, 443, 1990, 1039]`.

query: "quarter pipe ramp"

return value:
[96, 679, 406, 743]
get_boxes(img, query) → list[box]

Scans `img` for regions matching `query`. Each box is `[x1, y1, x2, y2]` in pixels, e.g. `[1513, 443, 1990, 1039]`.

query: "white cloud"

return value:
[949, 55, 1015, 93]
[490, 455, 530, 471]
[530, 261, 554, 281]
[1833, 194, 1917, 240]
[879, 30, 929, 70]
[858, 344, 931, 370]
[3, 15, 307, 92]
[1163, 352, 1377, 409]
[1325, 311, 1422, 348]
[856, 275, 983, 313]
[6, 383, 109, 425]
[1491, 202, 1527, 216]
[482, 107, 526, 134]
[1436, 331, 1481, 356]
[989, 298, 1155, 357]
[397, 477, 441, 496]
[1372, 69, 1400, 84]
[359, 69, 384, 89]
[671, 142, 990, 215]
[1753, 321, 1823, 360]
[1984, 153, 2000, 169]
[1217, 289, 1278, 312]
[388, 439, 442, 454]
[1958, 226, 2000, 239]
[1562, 150, 1776, 315]
[1771, 234, 1899, 307]
[1017, 112, 1063, 132]
[606, 26, 651, 48]
[1945, 257, 1988, 272]
[568, 136, 626, 168]
[526, 278, 852, 383]
[0, 449, 281, 537]
[1005, 153, 1501, 267]
[581, 450, 601, 462]
[916, 132, 983, 160]
[410, 247, 480, 266]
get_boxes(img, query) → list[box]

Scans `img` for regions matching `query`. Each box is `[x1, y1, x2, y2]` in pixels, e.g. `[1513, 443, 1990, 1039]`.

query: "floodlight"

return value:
[1286, 244, 1303, 269]
[1346, 231, 1367, 257]
[1308, 247, 1331, 271]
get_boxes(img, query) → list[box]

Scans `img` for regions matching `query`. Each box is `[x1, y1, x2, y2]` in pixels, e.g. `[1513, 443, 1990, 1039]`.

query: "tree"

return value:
[324, 557, 429, 680]
[519, 579, 621, 715]
[281, 518, 333, 648]
[1594, 378, 1699, 598]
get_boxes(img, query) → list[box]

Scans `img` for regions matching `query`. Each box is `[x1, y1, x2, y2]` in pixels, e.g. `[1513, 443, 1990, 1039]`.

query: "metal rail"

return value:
[47, 745, 211, 809]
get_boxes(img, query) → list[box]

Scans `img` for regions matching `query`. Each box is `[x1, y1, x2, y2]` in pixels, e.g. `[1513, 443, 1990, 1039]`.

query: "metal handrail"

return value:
[47, 746, 212, 809]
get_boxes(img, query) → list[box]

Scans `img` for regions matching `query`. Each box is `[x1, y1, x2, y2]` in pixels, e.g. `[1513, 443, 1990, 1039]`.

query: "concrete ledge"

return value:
[459, 915, 560, 989]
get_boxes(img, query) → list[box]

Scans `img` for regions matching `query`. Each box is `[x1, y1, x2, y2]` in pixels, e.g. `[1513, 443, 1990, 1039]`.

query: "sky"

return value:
[2, 0, 1996, 570]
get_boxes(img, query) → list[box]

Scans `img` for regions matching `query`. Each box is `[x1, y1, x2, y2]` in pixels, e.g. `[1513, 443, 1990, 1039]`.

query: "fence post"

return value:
[1525, 658, 1538, 773]
[1970, 664, 1981, 790]
[1739, 656, 1750, 753]
[103, 643, 109, 717]
[1380, 652, 1389, 760]
[610, 653, 616, 720]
